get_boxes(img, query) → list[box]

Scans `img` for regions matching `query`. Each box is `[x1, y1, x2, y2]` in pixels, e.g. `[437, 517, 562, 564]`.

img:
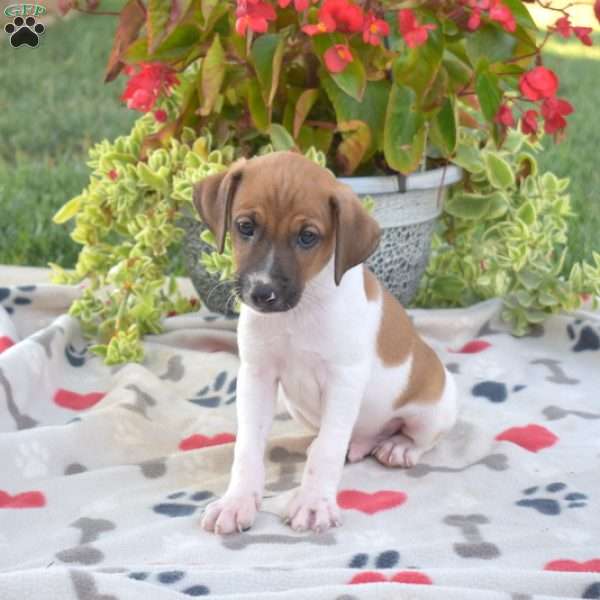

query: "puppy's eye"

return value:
[237, 219, 255, 238]
[297, 229, 319, 249]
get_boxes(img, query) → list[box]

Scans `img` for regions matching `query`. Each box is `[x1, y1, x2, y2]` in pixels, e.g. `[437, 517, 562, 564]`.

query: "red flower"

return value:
[154, 109, 168, 123]
[324, 44, 353, 73]
[521, 110, 539, 135]
[489, 0, 516, 32]
[302, 13, 336, 35]
[397, 9, 436, 49]
[235, 0, 277, 35]
[495, 104, 515, 127]
[573, 26, 593, 46]
[108, 169, 118, 181]
[278, 0, 313, 10]
[553, 16, 572, 37]
[467, 9, 482, 30]
[519, 66, 559, 101]
[121, 63, 179, 113]
[362, 12, 390, 46]
[541, 97, 573, 134]
[320, 0, 364, 34]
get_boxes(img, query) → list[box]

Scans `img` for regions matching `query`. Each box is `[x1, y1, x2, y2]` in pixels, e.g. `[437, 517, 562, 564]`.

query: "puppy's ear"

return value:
[192, 161, 245, 253]
[330, 185, 381, 286]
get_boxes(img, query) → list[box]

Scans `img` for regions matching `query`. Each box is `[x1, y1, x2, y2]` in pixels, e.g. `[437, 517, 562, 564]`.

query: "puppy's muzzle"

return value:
[250, 283, 278, 311]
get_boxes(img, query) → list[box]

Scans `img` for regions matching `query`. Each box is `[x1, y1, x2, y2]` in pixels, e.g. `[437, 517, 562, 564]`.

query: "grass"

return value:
[0, 16, 598, 271]
[538, 36, 600, 268]
[0, 12, 135, 267]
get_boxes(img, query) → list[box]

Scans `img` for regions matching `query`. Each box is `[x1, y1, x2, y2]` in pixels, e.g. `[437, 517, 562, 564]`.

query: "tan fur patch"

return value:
[363, 267, 380, 302]
[376, 287, 413, 366]
[375, 286, 446, 406]
[394, 339, 446, 407]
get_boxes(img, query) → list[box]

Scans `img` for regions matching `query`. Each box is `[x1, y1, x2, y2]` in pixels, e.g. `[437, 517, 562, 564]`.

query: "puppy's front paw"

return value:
[286, 489, 342, 533]
[201, 493, 260, 535]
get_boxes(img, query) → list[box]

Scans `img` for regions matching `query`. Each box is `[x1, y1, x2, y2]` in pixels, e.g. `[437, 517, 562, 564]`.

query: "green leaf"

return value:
[431, 275, 464, 302]
[147, 0, 172, 53]
[321, 75, 389, 154]
[484, 153, 515, 189]
[293, 89, 319, 139]
[393, 24, 443, 101]
[516, 269, 544, 291]
[383, 84, 425, 174]
[251, 33, 285, 108]
[486, 191, 509, 219]
[128, 25, 201, 63]
[199, 34, 225, 116]
[53, 195, 82, 224]
[312, 35, 366, 101]
[517, 200, 536, 225]
[247, 80, 269, 131]
[336, 120, 371, 175]
[475, 70, 502, 123]
[466, 25, 518, 66]
[452, 144, 485, 174]
[445, 193, 493, 220]
[269, 124, 296, 151]
[430, 97, 457, 156]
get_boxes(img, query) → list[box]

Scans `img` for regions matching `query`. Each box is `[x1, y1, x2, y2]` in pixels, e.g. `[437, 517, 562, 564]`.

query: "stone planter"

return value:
[182, 165, 462, 314]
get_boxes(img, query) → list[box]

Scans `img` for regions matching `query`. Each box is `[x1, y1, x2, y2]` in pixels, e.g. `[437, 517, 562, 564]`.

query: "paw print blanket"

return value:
[1, 273, 599, 600]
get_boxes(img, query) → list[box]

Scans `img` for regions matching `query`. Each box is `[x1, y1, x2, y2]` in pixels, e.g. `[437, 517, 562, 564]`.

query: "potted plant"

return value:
[52, 0, 594, 362]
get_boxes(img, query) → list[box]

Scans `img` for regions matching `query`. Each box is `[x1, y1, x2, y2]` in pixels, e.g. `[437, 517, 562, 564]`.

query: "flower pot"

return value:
[340, 164, 463, 305]
[182, 165, 462, 315]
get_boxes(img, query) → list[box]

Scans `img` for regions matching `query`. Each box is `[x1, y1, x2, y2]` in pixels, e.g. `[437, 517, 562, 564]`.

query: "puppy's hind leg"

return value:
[374, 373, 457, 469]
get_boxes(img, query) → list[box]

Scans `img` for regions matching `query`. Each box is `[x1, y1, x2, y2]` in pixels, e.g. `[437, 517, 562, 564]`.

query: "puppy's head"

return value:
[193, 151, 380, 313]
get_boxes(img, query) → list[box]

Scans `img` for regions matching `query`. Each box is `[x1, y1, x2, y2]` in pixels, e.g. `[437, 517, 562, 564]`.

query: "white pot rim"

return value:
[338, 165, 462, 196]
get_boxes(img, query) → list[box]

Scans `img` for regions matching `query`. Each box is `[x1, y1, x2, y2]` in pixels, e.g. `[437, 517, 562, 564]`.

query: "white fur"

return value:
[201, 257, 457, 534]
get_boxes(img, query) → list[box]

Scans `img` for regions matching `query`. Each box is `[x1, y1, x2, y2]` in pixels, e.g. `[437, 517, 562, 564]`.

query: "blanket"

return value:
[1, 272, 599, 600]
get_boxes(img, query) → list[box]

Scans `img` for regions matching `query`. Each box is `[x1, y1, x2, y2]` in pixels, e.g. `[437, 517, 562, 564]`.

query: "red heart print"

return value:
[337, 490, 407, 515]
[449, 340, 491, 354]
[179, 433, 236, 451]
[350, 571, 432, 585]
[0, 490, 46, 508]
[54, 389, 105, 411]
[545, 559, 600, 572]
[0, 336, 15, 354]
[496, 424, 558, 452]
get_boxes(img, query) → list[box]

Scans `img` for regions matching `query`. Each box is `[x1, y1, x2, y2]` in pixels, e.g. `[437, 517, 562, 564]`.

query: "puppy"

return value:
[193, 151, 457, 534]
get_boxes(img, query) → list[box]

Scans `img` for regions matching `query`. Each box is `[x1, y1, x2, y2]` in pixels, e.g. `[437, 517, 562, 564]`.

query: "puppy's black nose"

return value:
[250, 284, 278, 309]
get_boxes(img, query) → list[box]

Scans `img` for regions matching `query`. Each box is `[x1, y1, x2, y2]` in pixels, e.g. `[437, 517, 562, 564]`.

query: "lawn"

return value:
[0, 14, 598, 271]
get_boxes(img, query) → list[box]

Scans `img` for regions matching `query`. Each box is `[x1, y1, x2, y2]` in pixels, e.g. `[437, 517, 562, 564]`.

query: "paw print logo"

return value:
[0, 286, 34, 314]
[4, 16, 45, 48]
[349, 549, 401, 569]
[567, 319, 600, 352]
[516, 482, 588, 515]
[15, 441, 49, 479]
[153, 490, 214, 518]
[127, 570, 209, 596]
[188, 371, 236, 408]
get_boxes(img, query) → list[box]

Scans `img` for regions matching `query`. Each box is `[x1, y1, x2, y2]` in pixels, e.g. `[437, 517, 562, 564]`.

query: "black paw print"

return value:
[152, 490, 213, 518]
[516, 482, 587, 515]
[567, 319, 600, 352]
[0, 286, 34, 315]
[188, 371, 236, 408]
[127, 570, 209, 596]
[4, 16, 45, 48]
[349, 550, 400, 569]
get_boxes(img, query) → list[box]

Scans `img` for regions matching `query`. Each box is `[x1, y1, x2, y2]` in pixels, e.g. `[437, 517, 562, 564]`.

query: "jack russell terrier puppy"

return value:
[193, 151, 458, 535]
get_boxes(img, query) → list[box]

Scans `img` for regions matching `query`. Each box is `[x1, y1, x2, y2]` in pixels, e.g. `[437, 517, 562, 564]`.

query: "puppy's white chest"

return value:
[278, 349, 328, 431]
